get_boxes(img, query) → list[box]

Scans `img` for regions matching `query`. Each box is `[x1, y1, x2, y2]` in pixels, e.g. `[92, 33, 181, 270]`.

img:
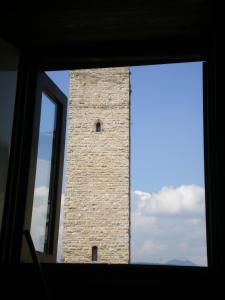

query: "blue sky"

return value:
[31, 63, 207, 265]
[130, 63, 204, 192]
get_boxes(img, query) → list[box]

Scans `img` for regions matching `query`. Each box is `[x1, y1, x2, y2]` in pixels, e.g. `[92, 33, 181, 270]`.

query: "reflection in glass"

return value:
[30, 93, 56, 252]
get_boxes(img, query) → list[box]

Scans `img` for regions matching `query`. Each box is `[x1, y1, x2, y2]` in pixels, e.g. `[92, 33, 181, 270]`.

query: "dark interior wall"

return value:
[0, 1, 213, 47]
[0, 38, 19, 230]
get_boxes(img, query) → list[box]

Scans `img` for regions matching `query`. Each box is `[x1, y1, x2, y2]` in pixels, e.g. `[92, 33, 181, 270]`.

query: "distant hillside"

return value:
[165, 259, 196, 266]
[132, 259, 197, 266]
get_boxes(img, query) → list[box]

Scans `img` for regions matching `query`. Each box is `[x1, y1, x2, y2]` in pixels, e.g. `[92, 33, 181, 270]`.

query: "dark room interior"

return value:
[0, 1, 219, 298]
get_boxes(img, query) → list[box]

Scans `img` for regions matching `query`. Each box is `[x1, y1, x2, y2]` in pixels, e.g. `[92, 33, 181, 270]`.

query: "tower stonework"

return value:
[62, 67, 130, 263]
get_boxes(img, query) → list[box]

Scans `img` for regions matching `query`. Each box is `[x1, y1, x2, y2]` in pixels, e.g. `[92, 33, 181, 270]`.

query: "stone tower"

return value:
[62, 67, 130, 264]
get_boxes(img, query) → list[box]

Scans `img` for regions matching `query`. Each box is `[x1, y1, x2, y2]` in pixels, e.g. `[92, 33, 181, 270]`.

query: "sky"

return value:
[30, 63, 207, 266]
[30, 94, 56, 252]
[130, 63, 205, 192]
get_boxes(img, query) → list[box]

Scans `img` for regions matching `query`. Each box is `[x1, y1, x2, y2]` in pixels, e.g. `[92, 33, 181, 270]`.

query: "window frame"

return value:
[21, 72, 67, 263]
[0, 39, 218, 278]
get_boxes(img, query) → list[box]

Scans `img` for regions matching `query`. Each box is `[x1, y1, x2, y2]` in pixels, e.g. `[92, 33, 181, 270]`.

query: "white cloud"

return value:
[30, 198, 48, 252]
[131, 184, 208, 266]
[34, 185, 49, 198]
[133, 185, 205, 216]
[30, 183, 64, 255]
[140, 240, 167, 256]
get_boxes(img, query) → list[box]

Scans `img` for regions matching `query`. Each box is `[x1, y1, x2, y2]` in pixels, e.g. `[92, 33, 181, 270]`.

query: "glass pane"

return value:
[49, 65, 207, 266]
[30, 93, 56, 252]
[131, 62, 207, 266]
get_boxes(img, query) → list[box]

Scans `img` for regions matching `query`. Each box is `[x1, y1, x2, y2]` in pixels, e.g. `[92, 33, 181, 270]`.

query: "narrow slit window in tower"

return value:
[96, 121, 101, 132]
[92, 246, 98, 261]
